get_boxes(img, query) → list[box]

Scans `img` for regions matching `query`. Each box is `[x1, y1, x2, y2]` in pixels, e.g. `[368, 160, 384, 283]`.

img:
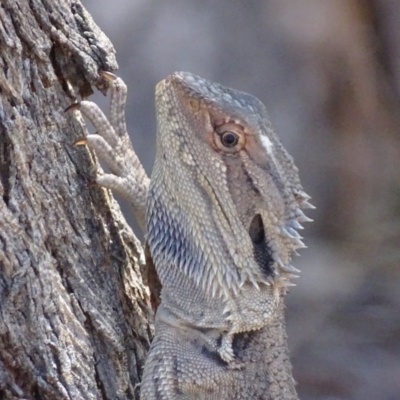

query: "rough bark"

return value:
[0, 1, 152, 399]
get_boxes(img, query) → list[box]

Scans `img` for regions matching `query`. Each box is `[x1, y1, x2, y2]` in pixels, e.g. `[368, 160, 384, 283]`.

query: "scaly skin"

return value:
[73, 71, 313, 399]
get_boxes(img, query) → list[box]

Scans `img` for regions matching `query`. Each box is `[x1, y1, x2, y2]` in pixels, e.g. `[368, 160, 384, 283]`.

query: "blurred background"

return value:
[83, 1, 400, 399]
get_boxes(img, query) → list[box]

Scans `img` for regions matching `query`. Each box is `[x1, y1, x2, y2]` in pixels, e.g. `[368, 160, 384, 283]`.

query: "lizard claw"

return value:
[226, 360, 244, 370]
[74, 137, 87, 146]
[64, 102, 80, 113]
[100, 70, 118, 81]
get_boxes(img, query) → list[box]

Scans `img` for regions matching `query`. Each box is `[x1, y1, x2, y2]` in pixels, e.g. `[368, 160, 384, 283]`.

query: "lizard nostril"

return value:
[249, 214, 265, 244]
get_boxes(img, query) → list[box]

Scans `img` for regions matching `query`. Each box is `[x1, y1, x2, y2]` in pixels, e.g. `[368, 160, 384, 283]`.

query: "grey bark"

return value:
[0, 1, 152, 399]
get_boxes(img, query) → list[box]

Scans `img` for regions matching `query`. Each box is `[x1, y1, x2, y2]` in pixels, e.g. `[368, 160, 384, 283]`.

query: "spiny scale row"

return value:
[272, 193, 315, 287]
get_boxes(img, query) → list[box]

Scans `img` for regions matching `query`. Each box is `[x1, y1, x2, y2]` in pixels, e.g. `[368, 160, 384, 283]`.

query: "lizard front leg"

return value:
[67, 72, 150, 232]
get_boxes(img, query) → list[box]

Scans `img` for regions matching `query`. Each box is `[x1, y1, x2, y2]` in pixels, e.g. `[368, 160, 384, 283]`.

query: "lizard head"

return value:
[149, 72, 313, 297]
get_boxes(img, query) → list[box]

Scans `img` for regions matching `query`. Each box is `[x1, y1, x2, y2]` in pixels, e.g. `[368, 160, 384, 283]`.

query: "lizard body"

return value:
[73, 71, 313, 399]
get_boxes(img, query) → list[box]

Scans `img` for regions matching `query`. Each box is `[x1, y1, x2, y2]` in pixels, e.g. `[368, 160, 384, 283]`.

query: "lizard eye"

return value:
[214, 123, 245, 152]
[221, 131, 239, 147]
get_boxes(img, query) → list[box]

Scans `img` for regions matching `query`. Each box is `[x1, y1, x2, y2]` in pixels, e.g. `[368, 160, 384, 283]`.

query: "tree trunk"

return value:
[0, 1, 152, 399]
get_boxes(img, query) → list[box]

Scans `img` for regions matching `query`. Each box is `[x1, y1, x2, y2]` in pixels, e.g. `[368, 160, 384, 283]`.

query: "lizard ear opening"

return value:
[249, 214, 274, 276]
[248, 214, 265, 244]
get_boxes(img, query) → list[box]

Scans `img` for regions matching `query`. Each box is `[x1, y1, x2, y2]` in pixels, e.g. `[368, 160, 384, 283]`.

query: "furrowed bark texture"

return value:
[0, 1, 152, 399]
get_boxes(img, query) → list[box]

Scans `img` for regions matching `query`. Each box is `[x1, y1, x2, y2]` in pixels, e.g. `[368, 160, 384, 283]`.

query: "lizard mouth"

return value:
[248, 214, 274, 277]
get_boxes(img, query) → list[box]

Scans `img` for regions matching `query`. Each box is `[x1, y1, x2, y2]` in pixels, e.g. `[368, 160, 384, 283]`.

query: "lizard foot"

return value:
[218, 334, 235, 363]
[217, 334, 245, 370]
[67, 72, 150, 231]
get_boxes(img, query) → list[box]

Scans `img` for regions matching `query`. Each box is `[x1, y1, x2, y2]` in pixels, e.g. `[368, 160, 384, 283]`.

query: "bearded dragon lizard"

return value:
[71, 71, 313, 399]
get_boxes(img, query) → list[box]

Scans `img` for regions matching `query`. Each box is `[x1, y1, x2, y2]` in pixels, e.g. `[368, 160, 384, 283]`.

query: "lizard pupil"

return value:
[221, 131, 238, 147]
